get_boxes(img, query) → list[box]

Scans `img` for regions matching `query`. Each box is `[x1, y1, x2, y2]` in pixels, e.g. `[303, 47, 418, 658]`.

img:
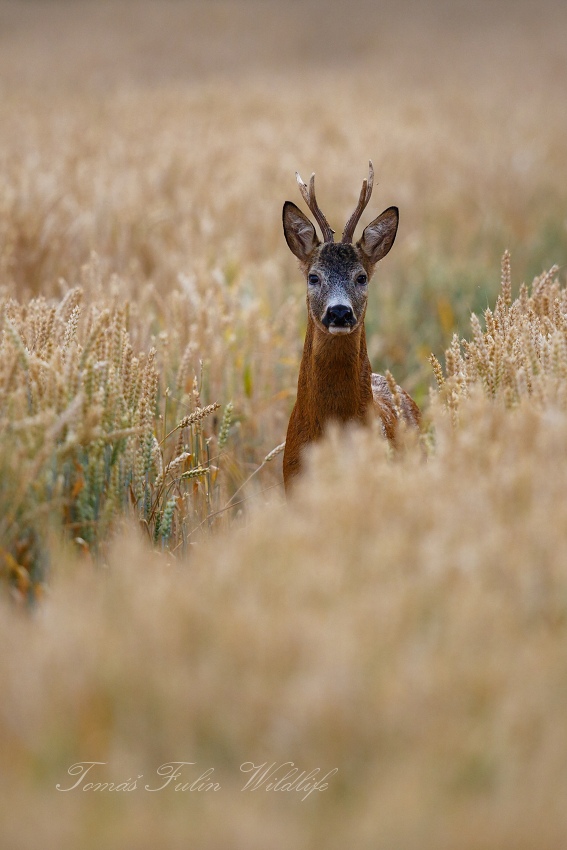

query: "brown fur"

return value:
[283, 311, 420, 490]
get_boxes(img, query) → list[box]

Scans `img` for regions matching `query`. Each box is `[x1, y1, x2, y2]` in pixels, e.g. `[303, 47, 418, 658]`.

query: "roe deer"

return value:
[282, 161, 420, 491]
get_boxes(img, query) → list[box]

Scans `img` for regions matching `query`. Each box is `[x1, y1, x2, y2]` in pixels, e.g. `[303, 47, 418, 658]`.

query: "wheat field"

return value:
[1, 1, 567, 847]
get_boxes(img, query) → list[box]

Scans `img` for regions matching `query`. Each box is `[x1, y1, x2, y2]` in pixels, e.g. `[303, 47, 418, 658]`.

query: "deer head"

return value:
[282, 162, 398, 335]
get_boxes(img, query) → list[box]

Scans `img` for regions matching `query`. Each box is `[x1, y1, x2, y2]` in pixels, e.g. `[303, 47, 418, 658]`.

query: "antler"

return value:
[295, 171, 335, 243]
[341, 161, 374, 244]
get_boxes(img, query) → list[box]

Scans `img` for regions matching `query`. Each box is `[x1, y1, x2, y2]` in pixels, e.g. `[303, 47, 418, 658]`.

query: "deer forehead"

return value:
[309, 242, 365, 280]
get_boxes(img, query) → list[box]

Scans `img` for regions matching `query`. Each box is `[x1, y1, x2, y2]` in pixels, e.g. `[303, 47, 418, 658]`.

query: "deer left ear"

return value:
[358, 206, 399, 265]
[282, 201, 320, 263]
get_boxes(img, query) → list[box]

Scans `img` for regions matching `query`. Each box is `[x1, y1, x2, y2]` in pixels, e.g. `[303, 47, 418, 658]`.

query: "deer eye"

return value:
[308, 273, 320, 285]
[356, 273, 367, 285]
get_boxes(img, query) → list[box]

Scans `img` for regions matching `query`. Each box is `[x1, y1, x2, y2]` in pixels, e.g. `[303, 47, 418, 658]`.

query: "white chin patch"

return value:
[328, 326, 353, 335]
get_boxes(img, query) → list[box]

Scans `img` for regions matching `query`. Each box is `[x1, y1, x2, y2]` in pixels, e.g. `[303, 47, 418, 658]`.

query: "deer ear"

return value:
[282, 201, 319, 262]
[358, 206, 399, 264]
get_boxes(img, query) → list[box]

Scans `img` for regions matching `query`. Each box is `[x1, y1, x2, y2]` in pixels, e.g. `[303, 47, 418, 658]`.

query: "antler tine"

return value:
[341, 160, 375, 244]
[295, 170, 335, 242]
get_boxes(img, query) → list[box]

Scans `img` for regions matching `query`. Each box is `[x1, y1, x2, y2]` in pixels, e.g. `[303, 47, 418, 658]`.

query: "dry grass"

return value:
[2, 0, 567, 847]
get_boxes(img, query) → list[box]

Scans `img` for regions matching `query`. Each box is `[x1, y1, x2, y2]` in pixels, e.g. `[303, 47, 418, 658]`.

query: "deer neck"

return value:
[296, 315, 373, 436]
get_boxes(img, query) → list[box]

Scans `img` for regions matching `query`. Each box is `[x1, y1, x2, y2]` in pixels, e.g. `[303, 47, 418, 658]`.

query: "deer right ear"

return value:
[358, 206, 399, 265]
[282, 202, 319, 262]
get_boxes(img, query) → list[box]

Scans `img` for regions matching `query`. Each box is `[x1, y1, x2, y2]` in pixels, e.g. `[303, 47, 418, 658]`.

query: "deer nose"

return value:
[323, 304, 355, 327]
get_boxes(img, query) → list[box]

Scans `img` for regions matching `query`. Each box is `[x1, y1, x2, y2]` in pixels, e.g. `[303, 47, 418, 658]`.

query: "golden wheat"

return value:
[435, 252, 567, 414]
[0, 274, 233, 596]
[2, 391, 567, 849]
